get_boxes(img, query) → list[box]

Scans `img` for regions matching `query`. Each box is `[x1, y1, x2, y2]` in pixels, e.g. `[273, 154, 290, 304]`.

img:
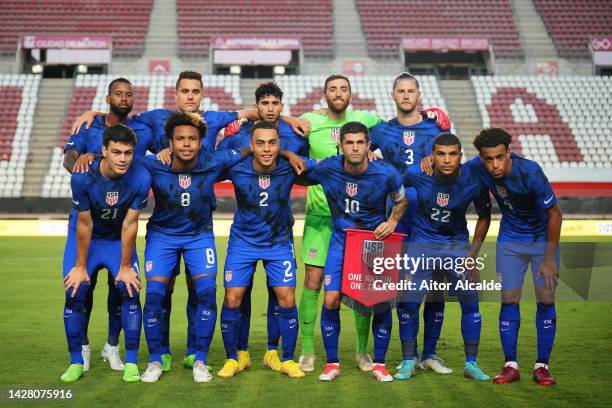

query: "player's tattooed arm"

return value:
[536, 204, 562, 290]
[374, 195, 408, 240]
[70, 111, 105, 135]
[466, 213, 492, 283]
[116, 209, 142, 297]
[64, 210, 93, 297]
[72, 152, 96, 173]
[63, 150, 79, 173]
[280, 115, 310, 138]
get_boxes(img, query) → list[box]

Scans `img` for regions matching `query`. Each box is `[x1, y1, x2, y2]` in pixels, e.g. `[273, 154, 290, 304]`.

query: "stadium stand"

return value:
[42, 75, 242, 198]
[0, 75, 40, 197]
[0, 0, 153, 57]
[533, 0, 612, 58]
[354, 0, 523, 58]
[472, 75, 612, 169]
[176, 0, 334, 58]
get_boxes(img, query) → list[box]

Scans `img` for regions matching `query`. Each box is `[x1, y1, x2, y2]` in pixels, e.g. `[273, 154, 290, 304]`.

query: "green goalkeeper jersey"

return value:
[301, 110, 382, 217]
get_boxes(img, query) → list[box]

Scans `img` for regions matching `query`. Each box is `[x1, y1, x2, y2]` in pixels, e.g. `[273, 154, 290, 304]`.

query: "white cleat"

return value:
[318, 363, 340, 381]
[81, 344, 91, 372]
[356, 353, 373, 371]
[372, 363, 394, 382]
[298, 354, 316, 372]
[101, 343, 124, 371]
[419, 356, 453, 374]
[193, 361, 213, 383]
[140, 362, 163, 383]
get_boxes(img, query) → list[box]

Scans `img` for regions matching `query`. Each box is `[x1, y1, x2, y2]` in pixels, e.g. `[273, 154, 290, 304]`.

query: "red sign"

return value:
[21, 34, 111, 49]
[258, 175, 270, 190]
[591, 37, 612, 51]
[536, 60, 559, 76]
[402, 37, 489, 51]
[342, 229, 404, 307]
[179, 174, 191, 189]
[149, 59, 170, 74]
[106, 191, 119, 206]
[211, 36, 301, 50]
[342, 60, 366, 76]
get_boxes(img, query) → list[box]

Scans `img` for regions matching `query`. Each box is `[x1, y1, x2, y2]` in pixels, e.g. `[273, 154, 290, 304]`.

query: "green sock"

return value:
[353, 310, 371, 354]
[298, 288, 320, 355]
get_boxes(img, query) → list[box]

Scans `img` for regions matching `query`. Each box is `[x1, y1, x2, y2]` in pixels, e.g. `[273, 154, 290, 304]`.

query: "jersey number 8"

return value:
[181, 192, 190, 207]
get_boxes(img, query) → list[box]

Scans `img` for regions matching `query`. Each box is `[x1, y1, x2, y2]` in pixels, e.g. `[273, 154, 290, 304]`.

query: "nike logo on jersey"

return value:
[544, 195, 555, 205]
[72, 199, 79, 205]
[66, 142, 74, 146]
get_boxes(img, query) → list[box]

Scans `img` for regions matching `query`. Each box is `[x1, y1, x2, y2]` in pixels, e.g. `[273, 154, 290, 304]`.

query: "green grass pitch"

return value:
[1, 236, 611, 407]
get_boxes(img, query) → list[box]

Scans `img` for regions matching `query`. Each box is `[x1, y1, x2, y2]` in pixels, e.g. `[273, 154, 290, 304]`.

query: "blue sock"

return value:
[397, 302, 420, 360]
[372, 309, 392, 364]
[117, 282, 142, 364]
[82, 273, 96, 345]
[278, 306, 298, 361]
[195, 284, 217, 364]
[237, 285, 252, 351]
[267, 287, 281, 350]
[460, 301, 481, 363]
[535, 303, 556, 365]
[220, 305, 241, 360]
[160, 287, 173, 355]
[320, 305, 341, 364]
[499, 303, 520, 362]
[106, 273, 121, 347]
[64, 284, 90, 364]
[186, 288, 197, 356]
[143, 290, 164, 364]
[422, 301, 444, 360]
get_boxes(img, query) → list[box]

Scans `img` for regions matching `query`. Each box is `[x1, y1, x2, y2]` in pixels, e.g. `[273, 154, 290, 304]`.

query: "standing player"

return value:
[61, 124, 150, 383]
[63, 77, 159, 372]
[369, 72, 450, 373]
[302, 121, 408, 382]
[396, 133, 491, 381]
[468, 128, 562, 386]
[216, 121, 312, 379]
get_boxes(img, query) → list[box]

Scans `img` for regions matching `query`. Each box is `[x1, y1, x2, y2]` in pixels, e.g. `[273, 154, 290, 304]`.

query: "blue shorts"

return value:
[496, 241, 561, 290]
[223, 241, 297, 288]
[144, 230, 217, 294]
[323, 240, 344, 292]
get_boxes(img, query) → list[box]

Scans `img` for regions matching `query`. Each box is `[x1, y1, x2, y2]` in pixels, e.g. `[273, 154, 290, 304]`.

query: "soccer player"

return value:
[468, 128, 562, 386]
[217, 82, 308, 372]
[63, 77, 159, 372]
[61, 124, 150, 383]
[369, 72, 450, 373]
[302, 121, 408, 382]
[216, 121, 312, 379]
[396, 133, 491, 381]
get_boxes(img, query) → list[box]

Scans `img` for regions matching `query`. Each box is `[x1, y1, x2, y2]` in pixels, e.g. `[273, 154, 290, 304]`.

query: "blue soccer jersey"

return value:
[133, 108, 238, 151]
[466, 153, 557, 242]
[143, 148, 243, 235]
[217, 120, 309, 156]
[70, 158, 151, 240]
[403, 164, 491, 243]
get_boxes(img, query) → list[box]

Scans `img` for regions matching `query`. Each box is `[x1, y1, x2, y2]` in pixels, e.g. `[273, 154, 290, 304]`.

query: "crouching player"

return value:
[301, 121, 408, 381]
[61, 124, 150, 382]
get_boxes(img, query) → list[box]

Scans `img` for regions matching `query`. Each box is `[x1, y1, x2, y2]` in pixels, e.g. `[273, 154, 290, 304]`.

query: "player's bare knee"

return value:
[535, 286, 555, 304]
[274, 287, 295, 308]
[324, 291, 340, 309]
[501, 288, 522, 303]
[224, 288, 245, 308]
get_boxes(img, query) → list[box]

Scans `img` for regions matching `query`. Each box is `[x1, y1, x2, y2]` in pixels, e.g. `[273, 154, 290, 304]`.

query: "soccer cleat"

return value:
[193, 361, 213, 383]
[263, 350, 282, 372]
[298, 354, 316, 372]
[101, 343, 124, 371]
[140, 362, 163, 383]
[533, 366, 556, 386]
[494, 364, 520, 384]
[217, 359, 240, 379]
[183, 354, 196, 368]
[419, 356, 453, 374]
[372, 364, 393, 382]
[356, 353, 373, 371]
[394, 359, 416, 380]
[237, 350, 252, 371]
[464, 361, 490, 381]
[397, 357, 419, 370]
[82, 344, 91, 372]
[281, 360, 305, 378]
[60, 364, 84, 383]
[318, 363, 340, 381]
[161, 354, 172, 372]
[122, 363, 141, 383]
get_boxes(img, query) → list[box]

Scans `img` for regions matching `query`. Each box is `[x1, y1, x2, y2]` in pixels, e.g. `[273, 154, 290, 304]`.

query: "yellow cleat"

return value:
[281, 360, 305, 379]
[217, 359, 240, 379]
[263, 350, 282, 372]
[237, 350, 251, 371]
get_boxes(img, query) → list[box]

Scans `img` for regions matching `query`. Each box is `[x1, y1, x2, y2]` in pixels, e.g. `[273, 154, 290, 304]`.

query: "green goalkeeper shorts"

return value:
[300, 213, 332, 267]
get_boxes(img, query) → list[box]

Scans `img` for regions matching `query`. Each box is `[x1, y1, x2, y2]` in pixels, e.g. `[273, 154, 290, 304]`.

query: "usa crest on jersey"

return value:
[145, 261, 153, 273]
[106, 191, 119, 206]
[362, 240, 384, 269]
[179, 174, 191, 189]
[331, 127, 341, 142]
[496, 185, 508, 198]
[225, 270, 233, 282]
[436, 192, 449, 207]
[403, 130, 415, 146]
[346, 182, 358, 197]
[258, 175, 270, 189]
